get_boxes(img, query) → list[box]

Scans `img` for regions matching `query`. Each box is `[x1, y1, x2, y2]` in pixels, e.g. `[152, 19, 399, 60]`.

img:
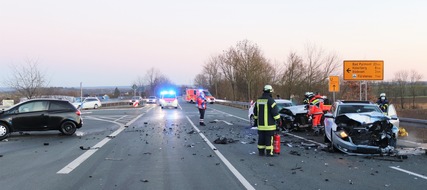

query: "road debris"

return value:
[79, 146, 98, 150]
[213, 137, 238, 144]
[140, 179, 149, 182]
[43, 143, 49, 146]
[289, 150, 301, 156]
[187, 130, 196, 134]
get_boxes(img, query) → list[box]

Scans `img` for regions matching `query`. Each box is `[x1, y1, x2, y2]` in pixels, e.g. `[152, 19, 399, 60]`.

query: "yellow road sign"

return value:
[329, 76, 340, 92]
[343, 60, 384, 80]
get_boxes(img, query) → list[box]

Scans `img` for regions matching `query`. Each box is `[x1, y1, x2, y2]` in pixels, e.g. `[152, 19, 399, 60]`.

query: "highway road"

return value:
[1, 100, 427, 190]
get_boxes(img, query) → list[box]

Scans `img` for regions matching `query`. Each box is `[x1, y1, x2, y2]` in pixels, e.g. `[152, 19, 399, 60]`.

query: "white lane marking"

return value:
[211, 107, 327, 147]
[185, 116, 255, 190]
[114, 115, 127, 122]
[209, 107, 249, 121]
[57, 107, 154, 174]
[214, 119, 233, 126]
[390, 166, 427, 180]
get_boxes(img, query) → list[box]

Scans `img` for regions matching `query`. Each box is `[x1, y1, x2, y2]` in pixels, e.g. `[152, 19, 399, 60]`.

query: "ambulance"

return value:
[185, 89, 215, 104]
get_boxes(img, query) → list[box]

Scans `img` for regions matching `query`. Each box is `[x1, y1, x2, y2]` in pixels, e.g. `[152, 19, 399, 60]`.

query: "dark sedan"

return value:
[0, 99, 83, 140]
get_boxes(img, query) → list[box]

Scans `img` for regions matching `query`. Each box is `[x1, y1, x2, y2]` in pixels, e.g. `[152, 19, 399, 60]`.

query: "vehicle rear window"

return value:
[50, 101, 75, 111]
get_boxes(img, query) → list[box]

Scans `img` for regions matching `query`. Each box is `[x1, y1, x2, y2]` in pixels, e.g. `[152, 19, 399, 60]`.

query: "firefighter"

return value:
[303, 92, 314, 110]
[197, 90, 207, 126]
[376, 93, 389, 113]
[254, 85, 281, 157]
[308, 92, 324, 133]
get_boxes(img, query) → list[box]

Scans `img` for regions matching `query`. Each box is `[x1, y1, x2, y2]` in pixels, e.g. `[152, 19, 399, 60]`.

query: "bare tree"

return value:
[5, 59, 48, 99]
[393, 70, 409, 109]
[234, 40, 268, 101]
[203, 55, 222, 96]
[281, 52, 305, 99]
[194, 73, 208, 87]
[408, 69, 423, 108]
[144, 67, 161, 95]
[302, 43, 340, 94]
[218, 47, 239, 100]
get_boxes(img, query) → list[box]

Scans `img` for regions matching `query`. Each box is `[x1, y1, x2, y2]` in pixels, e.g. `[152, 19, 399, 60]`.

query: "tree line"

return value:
[194, 39, 341, 103]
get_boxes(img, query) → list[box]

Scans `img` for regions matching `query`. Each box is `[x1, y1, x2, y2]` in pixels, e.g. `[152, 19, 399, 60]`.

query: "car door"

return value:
[12, 100, 49, 131]
[387, 104, 400, 128]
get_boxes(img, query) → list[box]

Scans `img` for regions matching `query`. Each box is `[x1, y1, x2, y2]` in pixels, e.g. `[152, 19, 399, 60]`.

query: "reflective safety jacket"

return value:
[376, 98, 389, 112]
[197, 94, 207, 110]
[309, 95, 324, 115]
[253, 92, 280, 131]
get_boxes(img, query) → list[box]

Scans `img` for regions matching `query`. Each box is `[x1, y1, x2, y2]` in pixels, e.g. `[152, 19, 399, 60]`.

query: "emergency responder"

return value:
[254, 85, 281, 157]
[308, 92, 324, 134]
[197, 90, 207, 126]
[303, 92, 314, 110]
[376, 93, 389, 113]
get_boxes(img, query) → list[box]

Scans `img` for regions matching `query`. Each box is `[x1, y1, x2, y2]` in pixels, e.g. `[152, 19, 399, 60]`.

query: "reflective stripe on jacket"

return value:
[197, 95, 206, 109]
[253, 92, 280, 131]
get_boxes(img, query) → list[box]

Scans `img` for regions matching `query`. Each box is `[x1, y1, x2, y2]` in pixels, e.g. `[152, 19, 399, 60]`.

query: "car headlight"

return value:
[335, 130, 348, 139]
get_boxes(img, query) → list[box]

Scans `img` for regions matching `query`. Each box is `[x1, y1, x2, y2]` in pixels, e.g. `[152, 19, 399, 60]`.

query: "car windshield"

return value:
[132, 96, 140, 100]
[337, 104, 382, 115]
[149, 96, 156, 99]
[203, 91, 212, 96]
[163, 94, 176, 99]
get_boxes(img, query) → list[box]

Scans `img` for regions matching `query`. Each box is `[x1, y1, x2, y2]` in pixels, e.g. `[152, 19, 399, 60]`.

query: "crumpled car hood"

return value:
[340, 112, 388, 124]
[283, 105, 307, 115]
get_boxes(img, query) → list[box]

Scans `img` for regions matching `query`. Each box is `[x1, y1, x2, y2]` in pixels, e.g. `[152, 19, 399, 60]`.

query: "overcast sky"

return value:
[1, 0, 426, 88]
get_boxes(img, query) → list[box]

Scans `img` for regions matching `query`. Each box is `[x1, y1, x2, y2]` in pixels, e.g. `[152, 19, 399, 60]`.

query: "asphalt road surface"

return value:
[1, 100, 427, 190]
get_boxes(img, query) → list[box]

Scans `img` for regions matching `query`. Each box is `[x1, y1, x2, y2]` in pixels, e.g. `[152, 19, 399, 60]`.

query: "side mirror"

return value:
[390, 115, 398, 120]
[324, 113, 334, 118]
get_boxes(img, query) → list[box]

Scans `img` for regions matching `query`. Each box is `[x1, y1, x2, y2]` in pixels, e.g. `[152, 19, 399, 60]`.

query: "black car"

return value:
[0, 99, 83, 140]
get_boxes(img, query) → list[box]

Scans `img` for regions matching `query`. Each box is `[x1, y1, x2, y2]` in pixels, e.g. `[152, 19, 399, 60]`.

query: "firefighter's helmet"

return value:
[264, 85, 274, 93]
[380, 93, 386, 97]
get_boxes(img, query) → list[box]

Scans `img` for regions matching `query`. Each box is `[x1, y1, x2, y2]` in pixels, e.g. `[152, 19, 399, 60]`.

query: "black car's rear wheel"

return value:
[0, 123, 10, 140]
[60, 121, 77, 136]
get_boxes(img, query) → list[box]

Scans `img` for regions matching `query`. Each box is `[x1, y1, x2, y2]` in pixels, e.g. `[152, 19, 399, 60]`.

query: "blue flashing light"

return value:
[160, 90, 176, 95]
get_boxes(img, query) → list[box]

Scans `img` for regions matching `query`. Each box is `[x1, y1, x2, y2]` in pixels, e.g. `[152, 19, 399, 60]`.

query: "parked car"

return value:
[0, 99, 83, 140]
[159, 91, 178, 109]
[146, 96, 157, 104]
[129, 96, 143, 105]
[323, 101, 399, 155]
[248, 99, 294, 127]
[73, 97, 102, 109]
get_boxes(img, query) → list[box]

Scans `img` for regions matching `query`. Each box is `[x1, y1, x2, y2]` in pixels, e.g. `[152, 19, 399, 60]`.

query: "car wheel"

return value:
[175, 107, 178, 109]
[250, 115, 256, 127]
[161, 106, 164, 109]
[60, 121, 77, 136]
[324, 131, 331, 143]
[0, 123, 10, 140]
[94, 104, 98, 109]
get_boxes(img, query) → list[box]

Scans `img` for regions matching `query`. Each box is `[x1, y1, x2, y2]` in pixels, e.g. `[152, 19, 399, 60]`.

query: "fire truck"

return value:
[185, 89, 215, 104]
